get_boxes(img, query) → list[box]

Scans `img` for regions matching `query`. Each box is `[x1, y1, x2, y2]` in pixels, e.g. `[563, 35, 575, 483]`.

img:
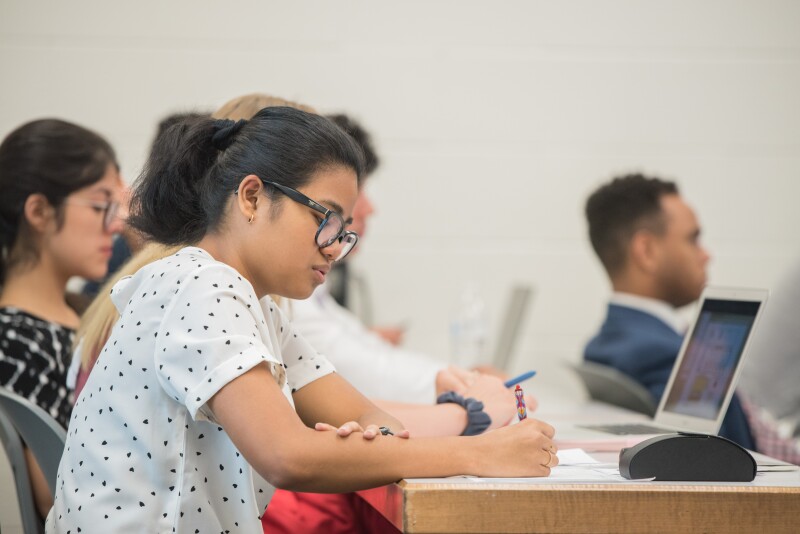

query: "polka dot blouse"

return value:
[46, 247, 335, 533]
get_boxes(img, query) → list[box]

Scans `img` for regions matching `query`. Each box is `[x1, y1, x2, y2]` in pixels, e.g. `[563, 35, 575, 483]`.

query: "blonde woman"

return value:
[211, 92, 316, 120]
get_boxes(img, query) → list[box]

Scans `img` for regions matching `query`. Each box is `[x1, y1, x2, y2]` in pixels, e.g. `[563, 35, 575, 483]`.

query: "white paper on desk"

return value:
[404, 449, 657, 484]
[556, 448, 602, 465]
[459, 468, 652, 484]
[749, 451, 800, 472]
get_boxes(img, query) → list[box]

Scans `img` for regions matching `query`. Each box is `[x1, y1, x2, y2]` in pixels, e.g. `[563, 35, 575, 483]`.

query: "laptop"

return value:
[556, 286, 768, 447]
[491, 285, 534, 371]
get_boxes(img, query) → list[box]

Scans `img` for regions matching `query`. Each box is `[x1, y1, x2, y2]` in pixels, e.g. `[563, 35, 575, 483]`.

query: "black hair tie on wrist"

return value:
[436, 391, 492, 436]
[211, 118, 248, 151]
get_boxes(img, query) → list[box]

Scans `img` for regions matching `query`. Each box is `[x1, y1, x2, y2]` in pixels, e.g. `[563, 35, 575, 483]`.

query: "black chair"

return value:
[0, 405, 44, 533]
[571, 361, 658, 417]
[0, 388, 67, 504]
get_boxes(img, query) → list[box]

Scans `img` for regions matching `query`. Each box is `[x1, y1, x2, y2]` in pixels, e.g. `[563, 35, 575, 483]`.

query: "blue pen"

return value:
[504, 370, 537, 388]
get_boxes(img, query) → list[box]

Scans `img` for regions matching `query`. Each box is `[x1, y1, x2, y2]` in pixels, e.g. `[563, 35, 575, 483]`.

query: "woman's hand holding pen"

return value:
[314, 421, 411, 439]
[472, 418, 559, 477]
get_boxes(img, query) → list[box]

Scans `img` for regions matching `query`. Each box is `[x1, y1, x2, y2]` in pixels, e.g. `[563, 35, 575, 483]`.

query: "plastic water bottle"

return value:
[450, 285, 488, 368]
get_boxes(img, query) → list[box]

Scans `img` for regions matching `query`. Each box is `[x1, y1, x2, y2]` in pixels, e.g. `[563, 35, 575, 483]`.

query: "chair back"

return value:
[572, 361, 658, 417]
[0, 388, 67, 497]
[0, 404, 44, 533]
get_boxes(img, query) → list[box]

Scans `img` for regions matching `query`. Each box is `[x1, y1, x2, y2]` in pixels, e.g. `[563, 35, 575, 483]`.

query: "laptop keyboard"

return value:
[578, 423, 671, 436]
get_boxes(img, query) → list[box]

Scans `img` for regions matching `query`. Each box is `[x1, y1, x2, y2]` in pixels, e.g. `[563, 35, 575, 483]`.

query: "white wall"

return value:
[2, 1, 799, 396]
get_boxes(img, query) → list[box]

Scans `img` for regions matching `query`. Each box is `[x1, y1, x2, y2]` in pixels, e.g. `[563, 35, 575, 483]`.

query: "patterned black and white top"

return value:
[46, 247, 336, 533]
[0, 307, 75, 429]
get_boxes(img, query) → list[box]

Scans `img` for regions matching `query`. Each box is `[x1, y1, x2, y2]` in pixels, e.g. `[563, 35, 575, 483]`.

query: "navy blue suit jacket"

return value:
[584, 303, 754, 449]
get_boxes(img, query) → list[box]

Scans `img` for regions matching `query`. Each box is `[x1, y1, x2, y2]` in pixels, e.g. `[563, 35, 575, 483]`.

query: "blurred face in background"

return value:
[48, 164, 125, 281]
[652, 194, 710, 307]
[346, 186, 375, 256]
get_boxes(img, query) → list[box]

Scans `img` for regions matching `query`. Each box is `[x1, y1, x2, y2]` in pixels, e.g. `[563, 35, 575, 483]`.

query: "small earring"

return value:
[248, 213, 255, 224]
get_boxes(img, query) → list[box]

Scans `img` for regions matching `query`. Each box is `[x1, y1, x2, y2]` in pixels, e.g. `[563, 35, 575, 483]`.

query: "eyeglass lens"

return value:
[334, 233, 358, 261]
[103, 202, 120, 232]
[316, 214, 344, 248]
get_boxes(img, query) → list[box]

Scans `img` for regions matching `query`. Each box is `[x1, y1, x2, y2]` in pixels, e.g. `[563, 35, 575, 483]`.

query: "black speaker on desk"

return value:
[619, 432, 757, 482]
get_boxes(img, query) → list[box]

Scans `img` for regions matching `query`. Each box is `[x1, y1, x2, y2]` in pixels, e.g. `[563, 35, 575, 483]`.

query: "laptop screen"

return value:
[491, 285, 533, 370]
[662, 299, 762, 420]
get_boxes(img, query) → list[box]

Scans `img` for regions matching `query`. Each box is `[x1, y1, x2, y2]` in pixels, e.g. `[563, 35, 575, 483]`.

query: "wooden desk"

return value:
[358, 471, 800, 533]
[359, 398, 800, 533]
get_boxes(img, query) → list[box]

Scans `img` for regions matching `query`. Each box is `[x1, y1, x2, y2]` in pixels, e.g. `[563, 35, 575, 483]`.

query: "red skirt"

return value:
[262, 489, 399, 534]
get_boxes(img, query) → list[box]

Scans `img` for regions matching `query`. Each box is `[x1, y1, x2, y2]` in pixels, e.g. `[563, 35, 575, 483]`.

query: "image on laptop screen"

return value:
[662, 299, 762, 420]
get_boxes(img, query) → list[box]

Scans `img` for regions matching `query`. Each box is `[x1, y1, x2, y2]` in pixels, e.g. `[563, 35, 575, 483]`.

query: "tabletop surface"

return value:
[358, 394, 800, 534]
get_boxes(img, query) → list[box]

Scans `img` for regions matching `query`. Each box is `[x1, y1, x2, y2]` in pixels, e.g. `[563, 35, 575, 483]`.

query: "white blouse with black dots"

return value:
[46, 247, 335, 533]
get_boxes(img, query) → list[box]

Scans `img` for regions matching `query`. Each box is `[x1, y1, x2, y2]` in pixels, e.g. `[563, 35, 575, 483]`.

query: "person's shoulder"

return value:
[137, 247, 249, 288]
[0, 306, 25, 324]
[606, 304, 679, 336]
[260, 296, 295, 332]
[586, 306, 681, 365]
[607, 302, 659, 321]
[109, 247, 256, 316]
[0, 306, 70, 332]
[0, 308, 74, 364]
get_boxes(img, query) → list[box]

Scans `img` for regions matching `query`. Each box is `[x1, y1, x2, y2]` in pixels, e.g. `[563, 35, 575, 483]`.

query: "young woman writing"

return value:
[48, 107, 556, 533]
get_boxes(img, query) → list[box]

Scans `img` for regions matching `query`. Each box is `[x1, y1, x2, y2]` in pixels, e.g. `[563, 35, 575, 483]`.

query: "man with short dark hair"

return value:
[583, 173, 754, 448]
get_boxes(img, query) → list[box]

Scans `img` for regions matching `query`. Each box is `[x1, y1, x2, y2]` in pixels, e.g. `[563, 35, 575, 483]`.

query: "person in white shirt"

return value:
[290, 114, 515, 407]
[47, 107, 558, 533]
[289, 282, 447, 402]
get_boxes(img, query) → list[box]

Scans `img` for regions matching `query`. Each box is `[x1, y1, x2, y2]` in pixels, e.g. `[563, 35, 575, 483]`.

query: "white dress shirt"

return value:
[287, 284, 446, 403]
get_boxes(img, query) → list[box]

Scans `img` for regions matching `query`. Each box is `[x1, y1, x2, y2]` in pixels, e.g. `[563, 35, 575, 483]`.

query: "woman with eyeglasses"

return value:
[0, 118, 124, 518]
[46, 107, 557, 534]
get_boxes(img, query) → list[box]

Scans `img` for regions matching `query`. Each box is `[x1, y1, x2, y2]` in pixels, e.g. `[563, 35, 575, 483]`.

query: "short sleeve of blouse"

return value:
[260, 297, 336, 393]
[153, 263, 283, 422]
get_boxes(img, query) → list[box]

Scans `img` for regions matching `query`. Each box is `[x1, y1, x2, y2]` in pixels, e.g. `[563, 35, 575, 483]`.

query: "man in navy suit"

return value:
[583, 173, 754, 448]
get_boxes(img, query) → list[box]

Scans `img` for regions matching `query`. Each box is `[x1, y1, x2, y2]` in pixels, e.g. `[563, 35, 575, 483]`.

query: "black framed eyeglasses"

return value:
[261, 180, 359, 262]
[64, 198, 120, 232]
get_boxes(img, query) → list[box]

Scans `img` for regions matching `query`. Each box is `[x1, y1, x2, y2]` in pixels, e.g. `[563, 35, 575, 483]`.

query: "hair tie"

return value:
[211, 118, 247, 151]
[436, 391, 492, 436]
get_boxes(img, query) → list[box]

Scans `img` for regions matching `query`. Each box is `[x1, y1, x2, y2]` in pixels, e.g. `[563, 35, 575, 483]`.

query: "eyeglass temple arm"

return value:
[263, 180, 331, 216]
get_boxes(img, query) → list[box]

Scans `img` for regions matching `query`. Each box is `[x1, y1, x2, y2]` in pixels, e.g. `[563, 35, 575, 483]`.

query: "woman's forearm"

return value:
[260, 416, 556, 493]
[263, 428, 477, 493]
[354, 404, 407, 434]
[212, 365, 556, 495]
[374, 400, 467, 437]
